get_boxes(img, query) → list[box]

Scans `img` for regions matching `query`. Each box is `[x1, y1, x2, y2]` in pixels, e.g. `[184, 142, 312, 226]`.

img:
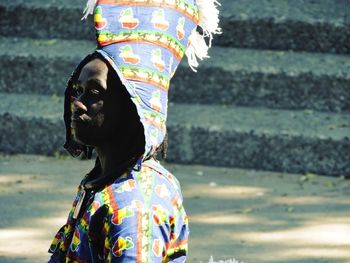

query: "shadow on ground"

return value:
[0, 155, 349, 263]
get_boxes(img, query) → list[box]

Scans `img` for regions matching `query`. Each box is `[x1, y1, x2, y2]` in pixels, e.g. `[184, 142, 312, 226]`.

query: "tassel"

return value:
[185, 31, 209, 72]
[186, 0, 222, 71]
[196, 0, 222, 47]
[82, 0, 97, 20]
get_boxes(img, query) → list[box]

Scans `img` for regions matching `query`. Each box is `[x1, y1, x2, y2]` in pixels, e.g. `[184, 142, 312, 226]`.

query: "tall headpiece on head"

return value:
[65, 0, 221, 160]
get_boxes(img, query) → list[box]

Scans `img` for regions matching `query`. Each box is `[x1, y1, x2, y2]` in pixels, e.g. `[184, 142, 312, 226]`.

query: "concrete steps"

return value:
[1, 93, 349, 176]
[0, 0, 95, 41]
[1, 37, 349, 112]
[0, 0, 349, 176]
[1, 0, 349, 54]
[216, 0, 350, 54]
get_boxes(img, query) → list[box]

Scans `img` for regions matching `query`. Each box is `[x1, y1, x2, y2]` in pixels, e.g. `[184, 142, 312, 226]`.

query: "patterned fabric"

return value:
[93, 0, 199, 158]
[48, 159, 189, 262]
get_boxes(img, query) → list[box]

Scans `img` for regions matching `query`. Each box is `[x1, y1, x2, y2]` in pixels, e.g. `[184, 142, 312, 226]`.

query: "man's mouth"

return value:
[71, 114, 92, 127]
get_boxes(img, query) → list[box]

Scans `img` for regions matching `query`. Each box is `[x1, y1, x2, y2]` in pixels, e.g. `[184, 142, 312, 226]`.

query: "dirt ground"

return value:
[0, 154, 349, 263]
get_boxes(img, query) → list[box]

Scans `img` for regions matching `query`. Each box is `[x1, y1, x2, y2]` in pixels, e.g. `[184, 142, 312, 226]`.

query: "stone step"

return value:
[1, 93, 349, 176]
[0, 0, 95, 41]
[1, 37, 349, 113]
[216, 0, 350, 54]
[0, 0, 349, 54]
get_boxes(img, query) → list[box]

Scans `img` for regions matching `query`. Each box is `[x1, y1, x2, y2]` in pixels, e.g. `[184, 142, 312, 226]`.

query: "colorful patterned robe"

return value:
[48, 158, 189, 262]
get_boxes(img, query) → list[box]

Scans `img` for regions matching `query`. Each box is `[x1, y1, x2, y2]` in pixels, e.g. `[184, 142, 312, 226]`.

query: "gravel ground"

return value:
[0, 154, 349, 263]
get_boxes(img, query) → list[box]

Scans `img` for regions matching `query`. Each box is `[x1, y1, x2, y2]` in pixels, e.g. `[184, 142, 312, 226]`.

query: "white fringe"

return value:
[185, 30, 209, 72]
[186, 0, 222, 71]
[82, 0, 97, 20]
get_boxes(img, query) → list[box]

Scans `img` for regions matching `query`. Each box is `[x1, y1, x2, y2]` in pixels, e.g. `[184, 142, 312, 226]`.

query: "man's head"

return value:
[71, 57, 142, 148]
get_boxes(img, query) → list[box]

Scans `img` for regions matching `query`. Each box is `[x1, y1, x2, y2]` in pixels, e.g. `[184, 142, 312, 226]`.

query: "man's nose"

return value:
[73, 100, 88, 113]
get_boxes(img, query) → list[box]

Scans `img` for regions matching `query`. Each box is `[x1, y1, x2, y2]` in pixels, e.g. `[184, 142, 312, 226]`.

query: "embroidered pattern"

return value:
[176, 17, 185, 40]
[113, 236, 135, 257]
[112, 205, 135, 225]
[115, 179, 137, 193]
[119, 45, 141, 65]
[152, 239, 164, 258]
[94, 6, 107, 30]
[97, 30, 186, 61]
[152, 9, 170, 31]
[155, 183, 171, 198]
[118, 65, 170, 91]
[151, 49, 166, 72]
[149, 90, 162, 112]
[119, 8, 140, 29]
[143, 111, 166, 131]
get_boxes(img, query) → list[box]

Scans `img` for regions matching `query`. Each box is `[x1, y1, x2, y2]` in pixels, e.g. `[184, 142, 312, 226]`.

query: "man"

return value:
[48, 54, 188, 262]
[48, 0, 220, 261]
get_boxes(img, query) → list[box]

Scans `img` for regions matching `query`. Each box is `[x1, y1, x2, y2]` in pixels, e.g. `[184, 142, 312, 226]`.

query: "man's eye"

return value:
[76, 87, 84, 95]
[90, 89, 100, 96]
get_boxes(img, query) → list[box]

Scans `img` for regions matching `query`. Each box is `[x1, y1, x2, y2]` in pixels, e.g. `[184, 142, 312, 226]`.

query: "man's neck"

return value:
[94, 135, 141, 177]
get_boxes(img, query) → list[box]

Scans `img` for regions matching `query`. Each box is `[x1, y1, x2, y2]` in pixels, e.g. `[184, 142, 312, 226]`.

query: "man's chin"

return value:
[72, 121, 118, 146]
[73, 131, 103, 147]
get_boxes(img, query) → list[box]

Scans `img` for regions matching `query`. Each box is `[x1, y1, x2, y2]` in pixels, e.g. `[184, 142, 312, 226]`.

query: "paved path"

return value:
[0, 155, 349, 263]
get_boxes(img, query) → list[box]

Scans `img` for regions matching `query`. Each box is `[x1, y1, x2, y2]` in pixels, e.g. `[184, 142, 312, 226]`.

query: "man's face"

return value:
[71, 58, 121, 146]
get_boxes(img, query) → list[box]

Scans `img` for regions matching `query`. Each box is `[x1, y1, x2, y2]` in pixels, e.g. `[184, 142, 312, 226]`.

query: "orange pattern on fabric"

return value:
[131, 200, 144, 263]
[107, 186, 120, 226]
[144, 117, 166, 132]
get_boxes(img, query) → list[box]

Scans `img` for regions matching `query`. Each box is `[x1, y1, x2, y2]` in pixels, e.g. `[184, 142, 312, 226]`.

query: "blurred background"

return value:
[0, 0, 349, 177]
[0, 0, 349, 262]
